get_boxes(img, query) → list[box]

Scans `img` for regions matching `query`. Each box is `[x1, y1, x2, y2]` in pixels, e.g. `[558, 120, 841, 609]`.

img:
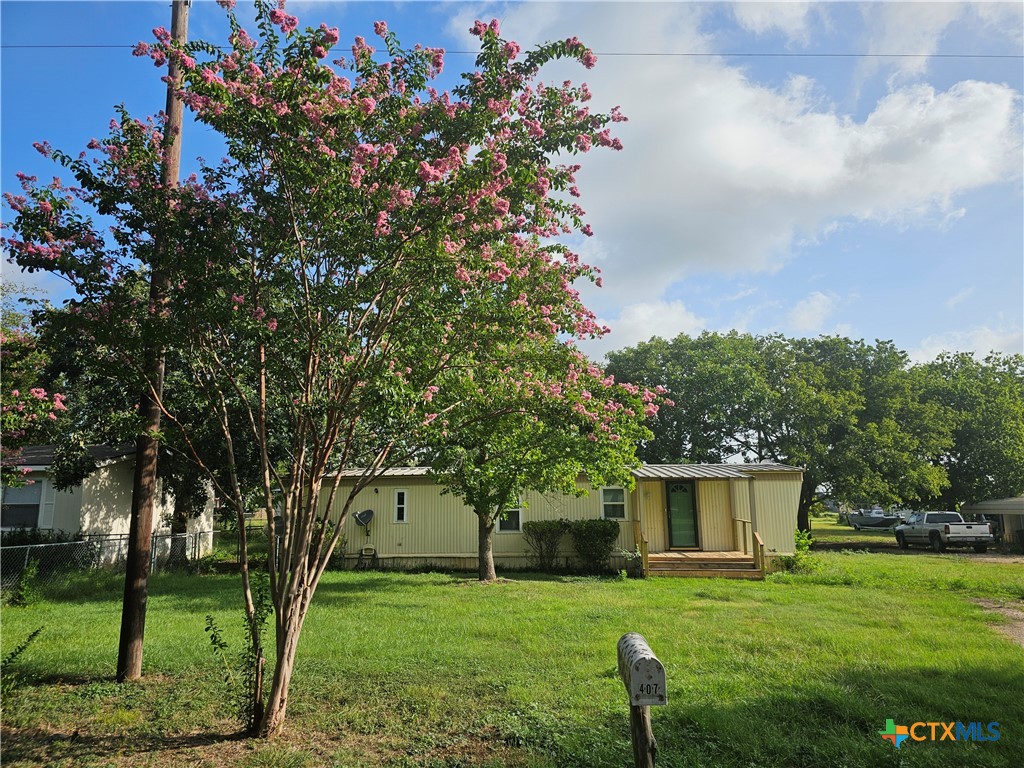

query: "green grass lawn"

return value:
[807, 514, 901, 548]
[2, 552, 1022, 768]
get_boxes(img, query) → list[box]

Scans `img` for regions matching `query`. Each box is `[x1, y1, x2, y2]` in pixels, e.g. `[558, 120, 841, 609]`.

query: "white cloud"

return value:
[583, 299, 706, 360]
[731, 2, 818, 46]
[857, 2, 963, 83]
[787, 290, 837, 333]
[451, 3, 1021, 319]
[911, 324, 1024, 363]
[945, 287, 975, 309]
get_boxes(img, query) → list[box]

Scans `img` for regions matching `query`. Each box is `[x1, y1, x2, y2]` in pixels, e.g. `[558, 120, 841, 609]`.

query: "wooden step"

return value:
[649, 560, 756, 570]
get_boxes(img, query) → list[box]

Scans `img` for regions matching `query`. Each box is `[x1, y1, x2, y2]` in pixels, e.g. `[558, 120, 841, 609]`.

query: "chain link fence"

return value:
[0, 530, 215, 598]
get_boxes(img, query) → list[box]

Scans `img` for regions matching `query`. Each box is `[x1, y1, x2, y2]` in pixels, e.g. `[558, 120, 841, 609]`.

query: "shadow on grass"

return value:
[0, 725, 250, 766]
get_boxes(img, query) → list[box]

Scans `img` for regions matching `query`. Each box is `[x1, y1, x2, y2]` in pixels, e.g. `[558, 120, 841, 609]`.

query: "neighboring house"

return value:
[326, 463, 804, 577]
[0, 445, 214, 543]
[962, 496, 1024, 547]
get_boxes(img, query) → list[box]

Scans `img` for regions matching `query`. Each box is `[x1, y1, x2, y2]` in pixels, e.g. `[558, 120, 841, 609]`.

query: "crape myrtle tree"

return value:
[425, 338, 667, 581]
[0, 293, 67, 487]
[4, 0, 629, 736]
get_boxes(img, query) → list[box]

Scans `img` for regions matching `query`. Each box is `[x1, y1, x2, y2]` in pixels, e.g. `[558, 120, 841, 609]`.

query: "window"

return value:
[498, 497, 522, 532]
[394, 489, 408, 523]
[1, 481, 42, 528]
[601, 487, 626, 520]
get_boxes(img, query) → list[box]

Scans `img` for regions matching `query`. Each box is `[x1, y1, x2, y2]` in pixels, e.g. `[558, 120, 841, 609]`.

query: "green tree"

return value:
[426, 340, 660, 581]
[917, 351, 1024, 508]
[606, 332, 951, 530]
[5, 5, 626, 737]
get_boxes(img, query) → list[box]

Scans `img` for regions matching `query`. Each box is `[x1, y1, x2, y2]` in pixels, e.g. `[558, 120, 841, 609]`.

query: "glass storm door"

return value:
[667, 481, 698, 548]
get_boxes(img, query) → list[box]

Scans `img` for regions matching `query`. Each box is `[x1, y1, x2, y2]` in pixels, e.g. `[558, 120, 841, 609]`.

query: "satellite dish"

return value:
[354, 509, 374, 527]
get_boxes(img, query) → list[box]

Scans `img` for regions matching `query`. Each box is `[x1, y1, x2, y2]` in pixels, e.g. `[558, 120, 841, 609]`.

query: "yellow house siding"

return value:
[751, 473, 802, 555]
[696, 480, 734, 551]
[637, 479, 667, 553]
[729, 478, 753, 553]
[325, 475, 635, 565]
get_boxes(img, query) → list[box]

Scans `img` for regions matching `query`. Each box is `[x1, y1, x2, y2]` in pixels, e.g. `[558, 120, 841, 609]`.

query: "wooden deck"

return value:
[646, 550, 763, 580]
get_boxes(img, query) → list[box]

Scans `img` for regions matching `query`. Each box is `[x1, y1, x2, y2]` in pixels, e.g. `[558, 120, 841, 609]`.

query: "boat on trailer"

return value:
[848, 506, 901, 529]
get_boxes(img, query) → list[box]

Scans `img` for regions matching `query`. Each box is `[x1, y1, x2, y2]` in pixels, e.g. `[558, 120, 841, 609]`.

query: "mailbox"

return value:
[617, 632, 667, 707]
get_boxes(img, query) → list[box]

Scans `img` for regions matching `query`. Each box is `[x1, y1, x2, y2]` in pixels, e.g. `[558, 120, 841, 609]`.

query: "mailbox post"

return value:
[617, 633, 666, 768]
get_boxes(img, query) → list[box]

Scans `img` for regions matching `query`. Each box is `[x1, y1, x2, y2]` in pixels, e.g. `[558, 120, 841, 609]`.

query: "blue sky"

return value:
[2, 1, 1022, 363]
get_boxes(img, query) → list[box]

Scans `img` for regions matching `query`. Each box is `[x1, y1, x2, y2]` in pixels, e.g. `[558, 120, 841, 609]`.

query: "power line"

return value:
[1, 44, 1021, 59]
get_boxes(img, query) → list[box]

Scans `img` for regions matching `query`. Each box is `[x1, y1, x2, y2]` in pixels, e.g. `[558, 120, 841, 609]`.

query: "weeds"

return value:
[1, 626, 43, 707]
[204, 574, 272, 733]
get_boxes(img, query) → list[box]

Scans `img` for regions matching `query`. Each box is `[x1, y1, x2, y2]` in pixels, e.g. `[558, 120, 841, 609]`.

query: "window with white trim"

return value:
[394, 489, 408, 523]
[498, 496, 522, 532]
[1, 481, 42, 528]
[601, 487, 626, 520]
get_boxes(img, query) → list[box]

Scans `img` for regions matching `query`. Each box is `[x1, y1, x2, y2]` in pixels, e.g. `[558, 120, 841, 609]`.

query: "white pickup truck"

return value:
[895, 512, 995, 553]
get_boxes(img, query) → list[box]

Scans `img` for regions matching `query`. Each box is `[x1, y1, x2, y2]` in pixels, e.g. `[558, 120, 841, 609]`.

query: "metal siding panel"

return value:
[639, 479, 667, 552]
[752, 475, 802, 555]
[697, 480, 734, 551]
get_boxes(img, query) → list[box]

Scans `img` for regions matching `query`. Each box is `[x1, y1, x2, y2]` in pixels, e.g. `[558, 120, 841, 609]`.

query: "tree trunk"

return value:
[258, 610, 304, 738]
[477, 510, 497, 582]
[797, 480, 814, 533]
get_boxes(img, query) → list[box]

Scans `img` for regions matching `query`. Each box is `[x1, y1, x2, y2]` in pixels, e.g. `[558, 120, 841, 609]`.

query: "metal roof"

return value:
[332, 463, 802, 480]
[334, 466, 434, 478]
[631, 463, 802, 480]
[962, 496, 1024, 515]
[15, 444, 135, 468]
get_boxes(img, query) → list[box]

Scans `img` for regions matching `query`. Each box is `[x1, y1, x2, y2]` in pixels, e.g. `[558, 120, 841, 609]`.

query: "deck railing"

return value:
[632, 520, 650, 577]
[753, 531, 766, 574]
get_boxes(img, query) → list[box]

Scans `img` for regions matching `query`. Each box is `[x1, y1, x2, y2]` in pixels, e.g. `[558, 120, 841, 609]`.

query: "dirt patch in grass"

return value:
[973, 599, 1024, 648]
[0, 722, 531, 768]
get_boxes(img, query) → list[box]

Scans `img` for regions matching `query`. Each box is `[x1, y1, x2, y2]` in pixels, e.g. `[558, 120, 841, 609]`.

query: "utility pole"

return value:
[117, 0, 190, 683]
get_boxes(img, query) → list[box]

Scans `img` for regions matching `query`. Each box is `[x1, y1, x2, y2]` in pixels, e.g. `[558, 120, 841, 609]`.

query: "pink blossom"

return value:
[267, 318, 278, 332]
[374, 20, 388, 37]
[581, 49, 598, 69]
[470, 20, 487, 37]
[359, 97, 377, 115]
[133, 42, 150, 57]
[423, 385, 439, 402]
[216, 0, 236, 9]
[504, 41, 521, 60]
[375, 211, 391, 236]
[30, 387, 47, 400]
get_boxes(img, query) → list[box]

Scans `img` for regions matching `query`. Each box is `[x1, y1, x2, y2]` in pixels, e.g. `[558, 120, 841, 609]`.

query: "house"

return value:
[0, 445, 214, 556]
[325, 463, 804, 578]
[962, 496, 1024, 548]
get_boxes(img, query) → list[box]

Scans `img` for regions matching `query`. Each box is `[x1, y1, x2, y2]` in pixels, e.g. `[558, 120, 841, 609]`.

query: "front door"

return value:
[667, 481, 699, 549]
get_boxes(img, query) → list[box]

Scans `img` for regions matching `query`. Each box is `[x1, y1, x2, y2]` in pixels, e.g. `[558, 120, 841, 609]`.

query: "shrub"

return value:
[568, 519, 621, 573]
[0, 527, 82, 547]
[7, 560, 40, 607]
[522, 520, 569, 571]
[780, 528, 821, 573]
